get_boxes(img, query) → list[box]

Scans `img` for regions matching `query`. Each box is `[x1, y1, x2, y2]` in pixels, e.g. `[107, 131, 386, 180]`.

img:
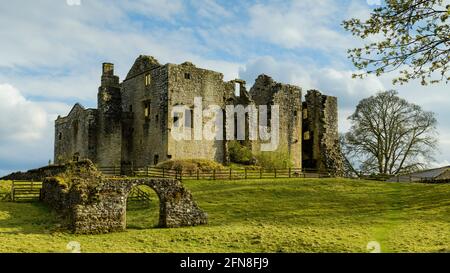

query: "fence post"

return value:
[260, 169, 262, 179]
[289, 168, 291, 178]
[11, 181, 15, 202]
[146, 166, 149, 177]
[213, 169, 216, 180]
[197, 169, 199, 180]
[229, 168, 232, 180]
[274, 168, 277, 178]
[245, 168, 247, 180]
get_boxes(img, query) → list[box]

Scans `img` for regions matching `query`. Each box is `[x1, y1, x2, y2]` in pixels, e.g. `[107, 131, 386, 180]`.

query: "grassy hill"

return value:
[0, 178, 449, 253]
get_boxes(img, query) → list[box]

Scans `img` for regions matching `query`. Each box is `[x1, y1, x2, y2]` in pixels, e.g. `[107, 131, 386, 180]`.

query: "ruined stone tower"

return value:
[96, 63, 122, 167]
[54, 55, 344, 175]
[302, 90, 344, 175]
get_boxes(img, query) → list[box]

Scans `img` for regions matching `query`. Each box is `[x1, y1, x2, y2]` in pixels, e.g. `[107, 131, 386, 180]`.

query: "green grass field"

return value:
[0, 178, 449, 253]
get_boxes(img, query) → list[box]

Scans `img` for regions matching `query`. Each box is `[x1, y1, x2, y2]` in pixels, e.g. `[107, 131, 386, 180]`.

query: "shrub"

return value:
[156, 159, 224, 172]
[228, 141, 254, 165]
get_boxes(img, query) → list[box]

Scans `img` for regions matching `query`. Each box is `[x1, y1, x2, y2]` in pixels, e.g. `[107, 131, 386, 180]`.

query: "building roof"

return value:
[388, 166, 450, 182]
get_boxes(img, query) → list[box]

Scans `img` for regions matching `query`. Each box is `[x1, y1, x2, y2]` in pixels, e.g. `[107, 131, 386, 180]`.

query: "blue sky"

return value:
[0, 0, 448, 175]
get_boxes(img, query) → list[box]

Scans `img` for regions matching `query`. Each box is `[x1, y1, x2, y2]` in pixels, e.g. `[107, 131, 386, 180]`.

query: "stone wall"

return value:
[0, 160, 98, 181]
[39, 160, 208, 234]
[96, 63, 122, 168]
[167, 62, 229, 164]
[250, 75, 303, 167]
[302, 90, 344, 176]
[54, 104, 98, 164]
[121, 56, 169, 168]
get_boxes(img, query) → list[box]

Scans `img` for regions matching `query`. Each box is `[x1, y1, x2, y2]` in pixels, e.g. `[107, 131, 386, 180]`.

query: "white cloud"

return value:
[0, 84, 48, 141]
[239, 56, 384, 106]
[118, 0, 185, 21]
[192, 0, 232, 20]
[247, 0, 352, 51]
[0, 1, 241, 100]
[0, 84, 71, 173]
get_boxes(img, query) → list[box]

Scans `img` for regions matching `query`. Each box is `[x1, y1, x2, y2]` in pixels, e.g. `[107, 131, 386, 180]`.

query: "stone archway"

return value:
[121, 178, 208, 228]
[39, 161, 208, 234]
[67, 178, 208, 234]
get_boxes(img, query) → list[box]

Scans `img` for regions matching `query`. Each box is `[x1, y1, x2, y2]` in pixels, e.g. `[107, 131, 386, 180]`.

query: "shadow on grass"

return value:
[0, 201, 61, 235]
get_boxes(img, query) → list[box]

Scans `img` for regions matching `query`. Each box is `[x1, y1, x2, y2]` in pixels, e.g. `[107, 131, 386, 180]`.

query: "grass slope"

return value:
[0, 178, 449, 253]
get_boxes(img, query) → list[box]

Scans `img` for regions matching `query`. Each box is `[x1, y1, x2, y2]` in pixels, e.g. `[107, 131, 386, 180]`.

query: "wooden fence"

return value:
[11, 180, 42, 202]
[128, 186, 152, 204]
[98, 166, 331, 181]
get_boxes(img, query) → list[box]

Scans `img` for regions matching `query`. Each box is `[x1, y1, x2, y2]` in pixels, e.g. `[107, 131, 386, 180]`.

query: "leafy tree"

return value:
[343, 0, 449, 85]
[344, 90, 437, 175]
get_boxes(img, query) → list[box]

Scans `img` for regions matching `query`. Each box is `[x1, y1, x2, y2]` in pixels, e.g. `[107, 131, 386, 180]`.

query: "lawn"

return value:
[0, 178, 448, 253]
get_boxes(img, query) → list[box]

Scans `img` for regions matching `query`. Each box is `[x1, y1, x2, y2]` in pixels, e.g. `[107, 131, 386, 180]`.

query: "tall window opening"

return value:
[145, 73, 151, 86]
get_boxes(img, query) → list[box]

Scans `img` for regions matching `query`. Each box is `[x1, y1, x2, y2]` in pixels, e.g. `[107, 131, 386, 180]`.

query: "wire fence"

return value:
[97, 166, 332, 181]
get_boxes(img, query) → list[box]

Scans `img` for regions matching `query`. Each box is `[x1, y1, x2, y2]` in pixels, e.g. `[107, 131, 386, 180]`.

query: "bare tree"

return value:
[344, 90, 438, 175]
[339, 134, 361, 177]
[343, 0, 449, 85]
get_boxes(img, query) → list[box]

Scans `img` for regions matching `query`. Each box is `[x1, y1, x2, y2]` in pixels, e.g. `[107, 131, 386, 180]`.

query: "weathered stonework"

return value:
[38, 161, 208, 234]
[250, 75, 303, 167]
[54, 55, 343, 175]
[302, 90, 344, 176]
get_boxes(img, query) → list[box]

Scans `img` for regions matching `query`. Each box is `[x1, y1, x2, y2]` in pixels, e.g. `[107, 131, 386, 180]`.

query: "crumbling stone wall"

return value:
[53, 55, 344, 175]
[96, 63, 122, 168]
[250, 75, 302, 167]
[121, 56, 169, 168]
[302, 90, 344, 176]
[1, 161, 98, 181]
[54, 104, 97, 164]
[166, 61, 229, 164]
[39, 160, 207, 234]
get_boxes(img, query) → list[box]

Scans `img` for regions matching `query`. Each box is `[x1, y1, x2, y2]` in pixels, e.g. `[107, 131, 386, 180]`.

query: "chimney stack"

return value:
[102, 63, 114, 76]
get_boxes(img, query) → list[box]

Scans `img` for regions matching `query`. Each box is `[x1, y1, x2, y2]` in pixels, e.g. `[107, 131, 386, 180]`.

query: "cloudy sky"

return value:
[0, 0, 448, 175]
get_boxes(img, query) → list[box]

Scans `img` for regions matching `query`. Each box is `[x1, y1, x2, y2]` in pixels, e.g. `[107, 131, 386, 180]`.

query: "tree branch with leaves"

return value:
[343, 0, 450, 85]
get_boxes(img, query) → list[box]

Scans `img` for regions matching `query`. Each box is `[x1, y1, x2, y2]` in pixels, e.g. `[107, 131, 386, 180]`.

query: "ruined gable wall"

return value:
[121, 60, 169, 168]
[166, 62, 228, 163]
[54, 106, 98, 164]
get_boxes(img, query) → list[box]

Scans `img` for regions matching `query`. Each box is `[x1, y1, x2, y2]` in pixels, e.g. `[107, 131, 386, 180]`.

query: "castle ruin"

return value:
[54, 55, 343, 175]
